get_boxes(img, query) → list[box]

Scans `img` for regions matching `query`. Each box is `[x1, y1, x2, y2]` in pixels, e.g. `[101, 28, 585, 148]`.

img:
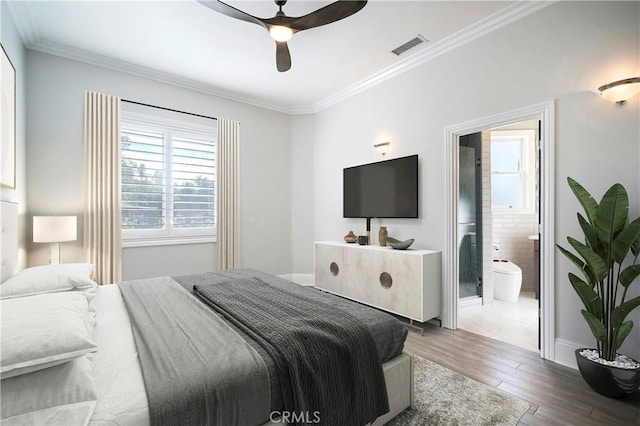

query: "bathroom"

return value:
[457, 120, 540, 352]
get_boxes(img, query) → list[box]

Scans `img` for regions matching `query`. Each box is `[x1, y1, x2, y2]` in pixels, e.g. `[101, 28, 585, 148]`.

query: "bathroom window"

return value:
[490, 129, 536, 212]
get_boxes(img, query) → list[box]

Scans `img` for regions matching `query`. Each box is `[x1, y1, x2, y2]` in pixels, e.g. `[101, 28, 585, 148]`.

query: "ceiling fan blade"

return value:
[276, 41, 291, 72]
[285, 1, 367, 31]
[197, 0, 268, 29]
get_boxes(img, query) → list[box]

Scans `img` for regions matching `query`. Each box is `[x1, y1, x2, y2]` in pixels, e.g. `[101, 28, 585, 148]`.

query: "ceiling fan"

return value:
[198, 0, 368, 72]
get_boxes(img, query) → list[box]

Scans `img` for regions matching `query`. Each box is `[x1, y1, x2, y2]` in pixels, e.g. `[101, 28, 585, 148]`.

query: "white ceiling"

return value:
[8, 1, 547, 113]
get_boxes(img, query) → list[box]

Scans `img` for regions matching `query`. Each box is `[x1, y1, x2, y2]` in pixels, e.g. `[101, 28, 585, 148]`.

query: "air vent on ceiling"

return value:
[391, 35, 428, 56]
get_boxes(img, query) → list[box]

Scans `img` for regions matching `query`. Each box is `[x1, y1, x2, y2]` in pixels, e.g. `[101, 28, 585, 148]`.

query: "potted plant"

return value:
[557, 177, 640, 398]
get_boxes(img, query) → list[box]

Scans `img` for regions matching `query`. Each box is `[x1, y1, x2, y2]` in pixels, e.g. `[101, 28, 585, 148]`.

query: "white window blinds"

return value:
[121, 129, 166, 230]
[172, 137, 216, 229]
[121, 113, 216, 244]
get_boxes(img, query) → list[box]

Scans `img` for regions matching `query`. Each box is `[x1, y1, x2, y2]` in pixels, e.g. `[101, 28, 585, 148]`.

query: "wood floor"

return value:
[403, 324, 640, 425]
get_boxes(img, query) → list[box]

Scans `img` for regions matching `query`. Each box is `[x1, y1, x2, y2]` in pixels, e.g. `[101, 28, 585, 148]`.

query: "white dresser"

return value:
[314, 241, 441, 322]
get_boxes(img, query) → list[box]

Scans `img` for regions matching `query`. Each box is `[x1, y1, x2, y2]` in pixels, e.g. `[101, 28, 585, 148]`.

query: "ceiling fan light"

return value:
[269, 25, 293, 42]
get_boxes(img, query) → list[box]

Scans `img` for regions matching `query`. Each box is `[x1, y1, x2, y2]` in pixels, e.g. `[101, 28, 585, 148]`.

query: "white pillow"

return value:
[0, 263, 97, 300]
[2, 401, 97, 426]
[1, 355, 97, 421]
[0, 291, 97, 379]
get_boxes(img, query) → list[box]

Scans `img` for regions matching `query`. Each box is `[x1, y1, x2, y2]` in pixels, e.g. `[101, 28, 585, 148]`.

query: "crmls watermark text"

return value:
[269, 411, 321, 424]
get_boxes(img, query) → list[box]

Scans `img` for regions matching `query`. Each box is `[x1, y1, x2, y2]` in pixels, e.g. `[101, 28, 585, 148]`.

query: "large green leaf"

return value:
[568, 177, 598, 226]
[556, 243, 596, 284]
[632, 229, 640, 257]
[567, 237, 608, 282]
[581, 309, 607, 342]
[595, 183, 628, 245]
[568, 273, 602, 318]
[632, 238, 640, 256]
[578, 213, 598, 251]
[615, 321, 634, 351]
[620, 265, 640, 289]
[612, 217, 640, 264]
[611, 296, 640, 329]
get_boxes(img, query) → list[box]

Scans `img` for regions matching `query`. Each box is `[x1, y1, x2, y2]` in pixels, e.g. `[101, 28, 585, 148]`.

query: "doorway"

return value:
[457, 122, 539, 352]
[443, 101, 556, 361]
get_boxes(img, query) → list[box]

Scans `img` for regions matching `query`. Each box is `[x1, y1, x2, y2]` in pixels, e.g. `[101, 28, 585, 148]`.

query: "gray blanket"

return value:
[175, 269, 407, 364]
[193, 276, 390, 426]
[119, 277, 270, 426]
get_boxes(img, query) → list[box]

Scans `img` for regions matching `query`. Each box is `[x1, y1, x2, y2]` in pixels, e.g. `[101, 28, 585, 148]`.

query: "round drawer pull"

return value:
[380, 272, 392, 289]
[329, 262, 339, 276]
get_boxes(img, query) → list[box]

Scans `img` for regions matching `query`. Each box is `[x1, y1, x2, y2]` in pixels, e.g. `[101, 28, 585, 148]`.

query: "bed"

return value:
[0, 201, 413, 426]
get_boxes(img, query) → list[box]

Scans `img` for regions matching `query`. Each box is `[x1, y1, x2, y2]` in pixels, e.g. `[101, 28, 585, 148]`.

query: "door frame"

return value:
[443, 101, 555, 360]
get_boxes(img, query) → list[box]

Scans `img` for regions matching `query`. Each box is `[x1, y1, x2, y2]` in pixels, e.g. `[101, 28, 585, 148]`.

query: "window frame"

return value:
[490, 129, 536, 213]
[121, 112, 217, 247]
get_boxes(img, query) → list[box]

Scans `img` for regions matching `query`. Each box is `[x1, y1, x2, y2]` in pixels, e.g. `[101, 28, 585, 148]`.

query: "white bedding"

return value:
[90, 284, 149, 425]
[88, 283, 410, 426]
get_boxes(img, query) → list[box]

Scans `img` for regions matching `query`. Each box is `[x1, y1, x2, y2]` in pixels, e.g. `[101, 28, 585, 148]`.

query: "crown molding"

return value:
[307, 1, 554, 114]
[8, 0, 553, 116]
[29, 39, 294, 114]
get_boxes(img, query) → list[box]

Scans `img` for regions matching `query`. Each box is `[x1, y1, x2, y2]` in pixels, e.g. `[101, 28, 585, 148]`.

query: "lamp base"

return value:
[49, 242, 60, 264]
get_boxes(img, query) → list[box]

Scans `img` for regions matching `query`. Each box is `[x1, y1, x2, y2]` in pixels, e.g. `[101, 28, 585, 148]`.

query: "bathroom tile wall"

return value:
[481, 130, 494, 303]
[484, 120, 539, 295]
[492, 213, 538, 293]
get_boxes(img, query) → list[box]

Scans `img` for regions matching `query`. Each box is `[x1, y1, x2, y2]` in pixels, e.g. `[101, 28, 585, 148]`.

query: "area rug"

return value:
[387, 356, 530, 426]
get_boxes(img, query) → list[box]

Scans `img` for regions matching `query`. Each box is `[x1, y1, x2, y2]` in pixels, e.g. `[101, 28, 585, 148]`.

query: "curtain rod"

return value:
[121, 99, 217, 121]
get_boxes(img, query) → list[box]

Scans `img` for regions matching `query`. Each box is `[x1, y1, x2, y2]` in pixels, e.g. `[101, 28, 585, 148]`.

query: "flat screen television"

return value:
[343, 154, 418, 218]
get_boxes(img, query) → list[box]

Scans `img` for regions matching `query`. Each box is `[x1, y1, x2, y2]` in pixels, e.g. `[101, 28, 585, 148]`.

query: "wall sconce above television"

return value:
[374, 141, 391, 155]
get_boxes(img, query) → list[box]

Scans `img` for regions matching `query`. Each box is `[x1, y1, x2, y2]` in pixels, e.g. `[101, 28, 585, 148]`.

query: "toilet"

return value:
[493, 259, 522, 302]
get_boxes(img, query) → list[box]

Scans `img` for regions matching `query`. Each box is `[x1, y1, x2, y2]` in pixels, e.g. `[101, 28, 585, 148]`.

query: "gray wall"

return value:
[25, 51, 293, 278]
[290, 114, 315, 274]
[0, 3, 27, 271]
[290, 1, 640, 363]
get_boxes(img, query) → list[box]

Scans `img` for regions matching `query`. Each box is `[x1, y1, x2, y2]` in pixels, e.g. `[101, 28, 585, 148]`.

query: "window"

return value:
[121, 113, 216, 246]
[490, 129, 535, 212]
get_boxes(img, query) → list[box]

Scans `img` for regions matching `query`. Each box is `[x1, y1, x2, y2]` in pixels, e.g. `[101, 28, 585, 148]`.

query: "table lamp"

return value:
[33, 216, 77, 264]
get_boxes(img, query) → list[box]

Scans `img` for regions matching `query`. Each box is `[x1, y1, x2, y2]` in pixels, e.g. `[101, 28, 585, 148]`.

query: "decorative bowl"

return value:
[387, 237, 414, 250]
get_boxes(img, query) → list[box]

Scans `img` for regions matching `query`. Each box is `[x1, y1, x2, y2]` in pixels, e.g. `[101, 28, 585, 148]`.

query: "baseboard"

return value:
[278, 273, 314, 286]
[554, 338, 582, 369]
[459, 296, 482, 308]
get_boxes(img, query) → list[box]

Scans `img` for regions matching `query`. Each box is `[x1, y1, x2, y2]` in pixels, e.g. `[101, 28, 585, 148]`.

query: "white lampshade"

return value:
[33, 216, 77, 243]
[598, 77, 640, 104]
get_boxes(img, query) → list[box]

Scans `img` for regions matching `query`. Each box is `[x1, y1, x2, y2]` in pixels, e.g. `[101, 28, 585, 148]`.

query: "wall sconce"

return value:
[598, 77, 640, 105]
[374, 141, 391, 155]
[33, 216, 77, 264]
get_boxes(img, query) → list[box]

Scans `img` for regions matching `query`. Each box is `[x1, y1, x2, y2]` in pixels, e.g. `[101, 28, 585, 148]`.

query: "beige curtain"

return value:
[217, 118, 240, 270]
[84, 91, 122, 284]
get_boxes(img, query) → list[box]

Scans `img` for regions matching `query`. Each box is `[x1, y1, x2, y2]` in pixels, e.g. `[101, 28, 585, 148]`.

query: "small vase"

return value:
[379, 226, 388, 246]
[344, 230, 357, 243]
